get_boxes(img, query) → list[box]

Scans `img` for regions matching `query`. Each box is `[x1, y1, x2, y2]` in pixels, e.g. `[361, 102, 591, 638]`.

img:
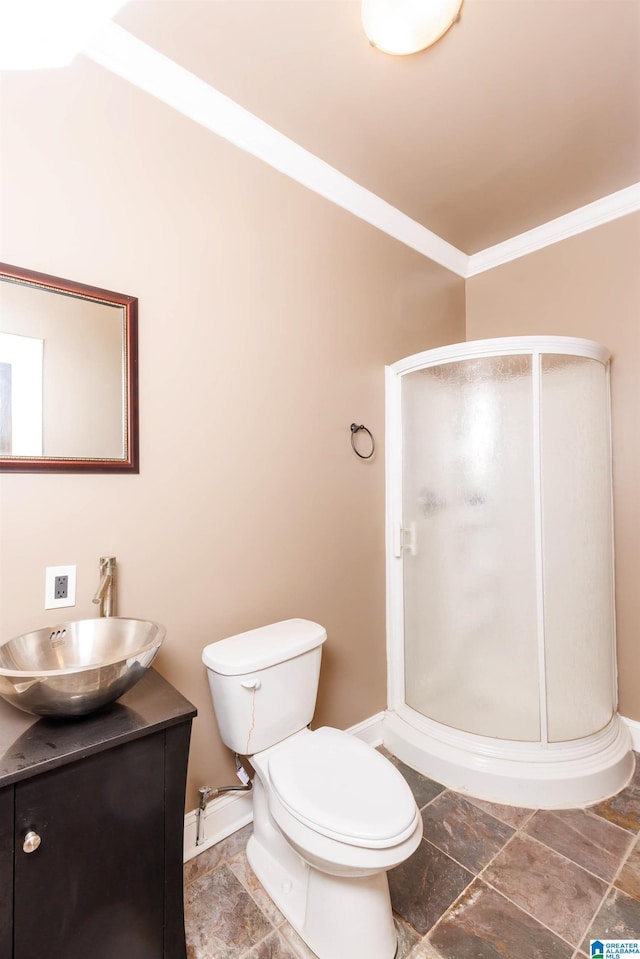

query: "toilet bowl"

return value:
[261, 727, 422, 874]
[203, 619, 422, 959]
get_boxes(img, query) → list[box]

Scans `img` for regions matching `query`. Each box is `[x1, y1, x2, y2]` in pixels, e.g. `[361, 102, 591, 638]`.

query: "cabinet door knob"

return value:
[23, 830, 42, 854]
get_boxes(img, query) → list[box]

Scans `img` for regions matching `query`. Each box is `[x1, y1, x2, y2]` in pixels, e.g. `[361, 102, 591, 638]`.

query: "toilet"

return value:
[202, 618, 422, 959]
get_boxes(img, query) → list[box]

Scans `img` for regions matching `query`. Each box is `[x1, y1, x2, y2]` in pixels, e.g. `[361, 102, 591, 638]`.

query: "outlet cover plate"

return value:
[45, 565, 76, 609]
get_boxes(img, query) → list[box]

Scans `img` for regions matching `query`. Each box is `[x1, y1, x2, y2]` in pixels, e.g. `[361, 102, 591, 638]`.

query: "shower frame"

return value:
[383, 336, 633, 808]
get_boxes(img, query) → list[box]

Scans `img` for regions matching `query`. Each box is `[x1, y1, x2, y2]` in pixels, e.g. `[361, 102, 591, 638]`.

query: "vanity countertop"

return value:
[0, 668, 197, 788]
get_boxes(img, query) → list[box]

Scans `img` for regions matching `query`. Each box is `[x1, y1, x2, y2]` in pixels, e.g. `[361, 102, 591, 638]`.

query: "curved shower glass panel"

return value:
[385, 337, 631, 808]
[539, 353, 615, 742]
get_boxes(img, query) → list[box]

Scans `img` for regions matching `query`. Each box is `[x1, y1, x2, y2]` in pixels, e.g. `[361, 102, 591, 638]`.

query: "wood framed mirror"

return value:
[0, 263, 138, 473]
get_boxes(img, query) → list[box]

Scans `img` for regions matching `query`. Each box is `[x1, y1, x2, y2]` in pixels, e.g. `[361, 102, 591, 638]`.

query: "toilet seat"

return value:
[268, 727, 419, 849]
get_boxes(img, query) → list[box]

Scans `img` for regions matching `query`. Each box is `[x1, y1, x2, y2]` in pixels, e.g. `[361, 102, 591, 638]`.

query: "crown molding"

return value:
[85, 23, 468, 278]
[85, 24, 638, 281]
[466, 183, 640, 277]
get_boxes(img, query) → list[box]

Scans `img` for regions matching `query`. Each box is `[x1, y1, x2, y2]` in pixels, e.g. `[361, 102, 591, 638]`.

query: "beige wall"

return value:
[466, 213, 640, 722]
[0, 62, 465, 806]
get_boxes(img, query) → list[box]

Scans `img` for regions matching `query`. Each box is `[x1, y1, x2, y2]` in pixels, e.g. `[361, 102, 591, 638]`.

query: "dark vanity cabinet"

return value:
[0, 669, 196, 959]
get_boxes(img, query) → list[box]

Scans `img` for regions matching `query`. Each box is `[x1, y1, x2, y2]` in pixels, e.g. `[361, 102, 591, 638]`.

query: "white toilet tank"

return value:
[202, 619, 327, 756]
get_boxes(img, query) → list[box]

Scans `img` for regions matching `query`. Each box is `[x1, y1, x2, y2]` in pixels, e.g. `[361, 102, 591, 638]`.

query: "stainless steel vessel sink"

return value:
[0, 617, 165, 717]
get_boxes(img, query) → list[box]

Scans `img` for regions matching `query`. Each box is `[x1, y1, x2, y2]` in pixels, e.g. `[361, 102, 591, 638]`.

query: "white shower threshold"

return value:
[382, 706, 634, 809]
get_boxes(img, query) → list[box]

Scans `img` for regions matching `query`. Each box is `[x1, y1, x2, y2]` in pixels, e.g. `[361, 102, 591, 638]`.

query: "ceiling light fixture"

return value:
[0, 0, 127, 70]
[362, 0, 463, 56]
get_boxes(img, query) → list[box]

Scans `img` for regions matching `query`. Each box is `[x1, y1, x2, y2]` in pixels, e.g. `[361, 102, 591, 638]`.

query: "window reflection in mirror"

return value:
[0, 331, 43, 455]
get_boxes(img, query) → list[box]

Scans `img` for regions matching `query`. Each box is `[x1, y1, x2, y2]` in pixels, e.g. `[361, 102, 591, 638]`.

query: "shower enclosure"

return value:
[384, 337, 632, 807]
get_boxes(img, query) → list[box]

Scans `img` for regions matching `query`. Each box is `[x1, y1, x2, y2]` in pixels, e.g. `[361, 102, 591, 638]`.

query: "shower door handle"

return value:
[393, 522, 417, 557]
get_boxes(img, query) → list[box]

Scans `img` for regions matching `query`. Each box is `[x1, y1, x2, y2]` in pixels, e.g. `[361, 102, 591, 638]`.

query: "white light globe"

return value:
[362, 0, 463, 56]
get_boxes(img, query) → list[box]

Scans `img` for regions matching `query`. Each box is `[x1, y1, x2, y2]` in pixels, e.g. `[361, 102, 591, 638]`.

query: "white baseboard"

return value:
[183, 711, 386, 862]
[183, 789, 254, 862]
[342, 711, 385, 747]
[621, 714, 640, 752]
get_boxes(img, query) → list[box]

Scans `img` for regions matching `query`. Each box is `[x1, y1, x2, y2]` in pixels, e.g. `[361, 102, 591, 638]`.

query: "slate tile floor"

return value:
[183, 750, 640, 959]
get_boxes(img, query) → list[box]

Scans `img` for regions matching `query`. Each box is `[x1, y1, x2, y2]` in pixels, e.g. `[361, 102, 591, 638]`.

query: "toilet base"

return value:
[246, 831, 398, 959]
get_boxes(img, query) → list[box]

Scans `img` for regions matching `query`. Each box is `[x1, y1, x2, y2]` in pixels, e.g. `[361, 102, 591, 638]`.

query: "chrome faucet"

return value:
[92, 556, 117, 617]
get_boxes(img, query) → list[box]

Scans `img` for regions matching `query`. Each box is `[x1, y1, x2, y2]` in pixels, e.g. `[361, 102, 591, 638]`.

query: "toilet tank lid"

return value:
[202, 619, 327, 675]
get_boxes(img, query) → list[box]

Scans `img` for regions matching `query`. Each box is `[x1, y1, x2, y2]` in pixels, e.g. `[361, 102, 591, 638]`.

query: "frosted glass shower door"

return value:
[402, 356, 541, 741]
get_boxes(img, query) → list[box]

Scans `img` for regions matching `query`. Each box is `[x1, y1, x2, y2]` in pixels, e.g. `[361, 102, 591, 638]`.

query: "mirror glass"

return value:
[0, 263, 138, 472]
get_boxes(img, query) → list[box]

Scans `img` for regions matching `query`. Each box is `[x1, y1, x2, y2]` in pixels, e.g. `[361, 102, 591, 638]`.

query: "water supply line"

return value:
[196, 754, 253, 847]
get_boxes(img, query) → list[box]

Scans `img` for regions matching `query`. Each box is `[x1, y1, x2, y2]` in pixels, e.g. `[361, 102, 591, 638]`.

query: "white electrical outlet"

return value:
[45, 565, 77, 610]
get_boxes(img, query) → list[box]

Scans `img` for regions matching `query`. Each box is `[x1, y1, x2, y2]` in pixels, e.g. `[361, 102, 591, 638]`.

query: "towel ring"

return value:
[350, 423, 375, 460]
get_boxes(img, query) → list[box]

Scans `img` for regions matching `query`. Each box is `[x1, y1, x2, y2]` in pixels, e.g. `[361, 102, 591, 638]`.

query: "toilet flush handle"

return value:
[240, 678, 261, 690]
